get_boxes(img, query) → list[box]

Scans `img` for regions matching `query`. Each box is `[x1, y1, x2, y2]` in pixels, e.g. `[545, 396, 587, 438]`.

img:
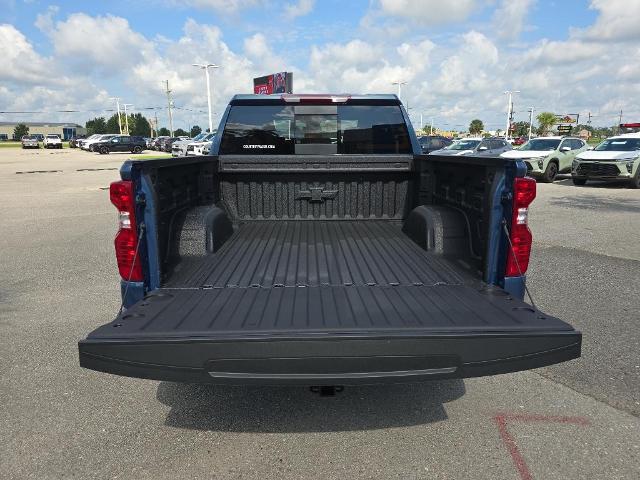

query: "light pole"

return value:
[109, 97, 122, 134]
[193, 63, 219, 133]
[504, 90, 520, 140]
[527, 107, 535, 139]
[123, 104, 133, 135]
[392, 80, 407, 102]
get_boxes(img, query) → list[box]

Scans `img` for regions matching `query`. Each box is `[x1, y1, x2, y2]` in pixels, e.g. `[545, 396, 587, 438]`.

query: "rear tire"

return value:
[100, 146, 109, 154]
[132, 145, 142, 154]
[541, 161, 558, 183]
[572, 178, 587, 186]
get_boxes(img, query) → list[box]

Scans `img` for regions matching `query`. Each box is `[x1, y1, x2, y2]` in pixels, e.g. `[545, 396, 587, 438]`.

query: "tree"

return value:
[129, 113, 151, 137]
[85, 117, 107, 135]
[106, 113, 122, 134]
[13, 123, 29, 139]
[158, 127, 170, 136]
[469, 119, 484, 135]
[190, 125, 202, 137]
[513, 121, 531, 137]
[536, 111, 556, 135]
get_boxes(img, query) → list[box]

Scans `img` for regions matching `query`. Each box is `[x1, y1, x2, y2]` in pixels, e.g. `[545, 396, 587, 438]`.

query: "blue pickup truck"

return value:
[79, 94, 581, 385]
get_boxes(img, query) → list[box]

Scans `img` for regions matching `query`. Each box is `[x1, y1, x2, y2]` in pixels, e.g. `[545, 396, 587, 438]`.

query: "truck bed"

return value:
[80, 221, 580, 384]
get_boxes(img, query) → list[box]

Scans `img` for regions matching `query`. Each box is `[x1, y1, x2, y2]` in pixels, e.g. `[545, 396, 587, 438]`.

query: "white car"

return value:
[186, 132, 216, 156]
[43, 134, 63, 149]
[572, 133, 640, 188]
[171, 135, 203, 157]
[77, 134, 101, 150]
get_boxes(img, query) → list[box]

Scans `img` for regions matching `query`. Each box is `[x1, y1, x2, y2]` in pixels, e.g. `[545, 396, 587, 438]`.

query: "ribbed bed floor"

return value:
[165, 221, 466, 289]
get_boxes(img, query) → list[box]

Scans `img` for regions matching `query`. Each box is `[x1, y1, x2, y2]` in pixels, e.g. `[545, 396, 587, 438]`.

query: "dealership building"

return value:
[0, 122, 86, 140]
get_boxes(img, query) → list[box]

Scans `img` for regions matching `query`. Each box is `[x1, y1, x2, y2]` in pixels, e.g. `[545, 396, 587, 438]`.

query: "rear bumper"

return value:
[79, 331, 581, 385]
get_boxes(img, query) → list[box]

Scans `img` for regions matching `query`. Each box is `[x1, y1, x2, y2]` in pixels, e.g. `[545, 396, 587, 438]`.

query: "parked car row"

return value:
[424, 132, 639, 188]
[149, 135, 190, 153]
[181, 132, 217, 157]
[20, 134, 63, 149]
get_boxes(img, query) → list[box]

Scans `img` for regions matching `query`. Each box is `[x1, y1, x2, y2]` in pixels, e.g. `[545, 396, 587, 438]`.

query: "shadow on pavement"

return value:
[548, 193, 640, 212]
[156, 379, 465, 433]
[554, 178, 632, 190]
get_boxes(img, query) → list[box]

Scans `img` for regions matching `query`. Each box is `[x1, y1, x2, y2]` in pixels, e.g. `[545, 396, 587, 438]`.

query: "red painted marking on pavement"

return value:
[494, 413, 590, 480]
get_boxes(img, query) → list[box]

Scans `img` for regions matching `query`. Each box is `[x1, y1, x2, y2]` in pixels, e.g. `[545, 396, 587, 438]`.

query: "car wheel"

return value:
[132, 146, 142, 154]
[100, 146, 109, 154]
[572, 178, 587, 186]
[541, 161, 558, 183]
[630, 171, 640, 189]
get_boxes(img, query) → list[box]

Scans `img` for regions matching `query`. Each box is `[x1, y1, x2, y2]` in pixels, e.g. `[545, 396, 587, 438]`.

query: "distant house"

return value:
[0, 122, 86, 140]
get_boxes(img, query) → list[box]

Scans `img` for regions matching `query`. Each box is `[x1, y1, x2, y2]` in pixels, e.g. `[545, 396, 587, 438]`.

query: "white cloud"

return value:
[42, 13, 153, 72]
[432, 31, 499, 95]
[176, 0, 263, 13]
[283, 0, 315, 20]
[375, 0, 479, 24]
[243, 33, 286, 72]
[492, 0, 534, 39]
[578, 0, 640, 42]
[0, 24, 65, 85]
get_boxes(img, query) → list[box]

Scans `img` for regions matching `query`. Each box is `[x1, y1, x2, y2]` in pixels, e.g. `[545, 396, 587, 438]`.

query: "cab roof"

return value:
[230, 94, 401, 106]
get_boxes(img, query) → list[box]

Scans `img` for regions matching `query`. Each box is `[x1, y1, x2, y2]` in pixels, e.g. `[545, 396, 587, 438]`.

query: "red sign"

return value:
[253, 72, 292, 94]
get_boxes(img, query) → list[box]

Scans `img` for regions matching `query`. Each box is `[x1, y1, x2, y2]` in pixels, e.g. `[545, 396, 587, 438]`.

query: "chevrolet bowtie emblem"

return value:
[297, 187, 338, 202]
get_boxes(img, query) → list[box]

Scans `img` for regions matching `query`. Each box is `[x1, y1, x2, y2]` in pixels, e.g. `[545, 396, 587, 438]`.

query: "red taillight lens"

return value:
[505, 177, 536, 277]
[110, 180, 143, 281]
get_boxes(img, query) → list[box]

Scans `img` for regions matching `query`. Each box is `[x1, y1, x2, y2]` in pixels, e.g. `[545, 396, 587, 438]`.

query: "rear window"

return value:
[219, 104, 411, 155]
[594, 138, 640, 151]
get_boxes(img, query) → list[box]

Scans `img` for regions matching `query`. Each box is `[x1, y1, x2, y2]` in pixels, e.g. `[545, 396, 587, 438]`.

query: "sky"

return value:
[0, 0, 638, 132]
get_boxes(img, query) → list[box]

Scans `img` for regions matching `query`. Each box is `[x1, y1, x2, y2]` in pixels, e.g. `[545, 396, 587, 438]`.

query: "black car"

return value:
[150, 136, 169, 151]
[93, 135, 146, 154]
[160, 137, 181, 153]
[418, 135, 453, 154]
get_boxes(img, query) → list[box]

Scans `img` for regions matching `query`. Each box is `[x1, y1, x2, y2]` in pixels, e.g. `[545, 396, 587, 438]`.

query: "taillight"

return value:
[505, 177, 536, 276]
[110, 180, 143, 281]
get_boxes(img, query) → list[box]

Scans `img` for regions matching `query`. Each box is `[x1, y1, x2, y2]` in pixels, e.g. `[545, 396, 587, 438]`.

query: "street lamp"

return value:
[527, 107, 535, 140]
[392, 80, 407, 102]
[109, 97, 122, 134]
[192, 63, 220, 133]
[504, 90, 520, 140]
[123, 104, 134, 135]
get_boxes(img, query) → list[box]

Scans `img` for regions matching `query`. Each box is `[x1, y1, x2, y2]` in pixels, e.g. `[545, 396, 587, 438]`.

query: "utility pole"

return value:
[504, 90, 520, 140]
[153, 112, 159, 138]
[123, 104, 133, 135]
[164, 80, 174, 136]
[192, 63, 219, 134]
[391, 80, 407, 103]
[618, 109, 623, 134]
[527, 107, 535, 139]
[110, 97, 122, 134]
[419, 113, 423, 131]
[430, 118, 434, 135]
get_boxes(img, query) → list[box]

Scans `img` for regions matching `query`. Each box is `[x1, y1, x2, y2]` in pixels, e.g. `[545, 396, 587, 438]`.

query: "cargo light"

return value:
[505, 176, 536, 277]
[281, 94, 351, 104]
[110, 180, 143, 282]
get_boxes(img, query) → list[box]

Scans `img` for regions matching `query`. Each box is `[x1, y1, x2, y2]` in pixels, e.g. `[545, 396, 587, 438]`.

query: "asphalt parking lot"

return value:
[1, 148, 638, 479]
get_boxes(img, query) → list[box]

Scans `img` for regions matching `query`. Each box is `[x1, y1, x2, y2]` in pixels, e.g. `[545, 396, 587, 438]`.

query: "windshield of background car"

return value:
[46, 135, 59, 138]
[520, 139, 561, 151]
[23, 135, 38, 140]
[219, 104, 411, 154]
[594, 138, 640, 152]
[191, 133, 206, 142]
[445, 140, 480, 151]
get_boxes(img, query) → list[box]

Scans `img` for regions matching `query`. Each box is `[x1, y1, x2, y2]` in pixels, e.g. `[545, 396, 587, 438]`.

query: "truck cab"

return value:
[78, 94, 581, 385]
